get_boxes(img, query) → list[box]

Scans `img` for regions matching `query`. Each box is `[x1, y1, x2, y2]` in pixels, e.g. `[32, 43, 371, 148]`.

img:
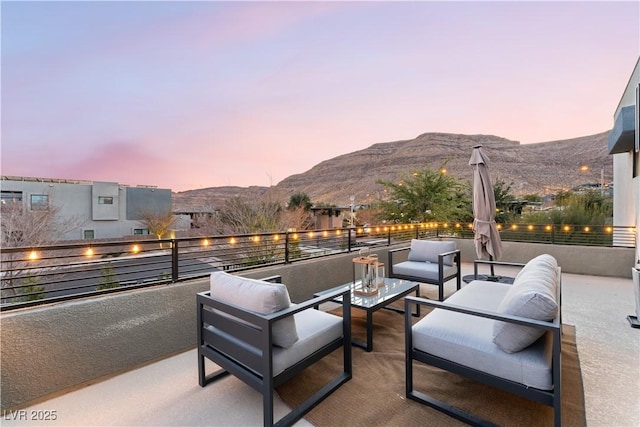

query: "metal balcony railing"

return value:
[0, 223, 635, 310]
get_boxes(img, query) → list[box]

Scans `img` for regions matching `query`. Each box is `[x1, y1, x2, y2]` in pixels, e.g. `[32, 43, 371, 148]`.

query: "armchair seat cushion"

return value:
[412, 281, 553, 390]
[210, 271, 298, 348]
[391, 261, 458, 282]
[273, 308, 343, 376]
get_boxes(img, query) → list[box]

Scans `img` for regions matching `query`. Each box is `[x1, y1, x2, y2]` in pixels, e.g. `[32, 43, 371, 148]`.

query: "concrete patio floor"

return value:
[3, 263, 639, 426]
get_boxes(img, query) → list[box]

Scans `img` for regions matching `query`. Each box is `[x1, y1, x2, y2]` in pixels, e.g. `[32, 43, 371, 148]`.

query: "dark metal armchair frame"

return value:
[404, 267, 562, 427]
[388, 246, 461, 301]
[197, 275, 352, 427]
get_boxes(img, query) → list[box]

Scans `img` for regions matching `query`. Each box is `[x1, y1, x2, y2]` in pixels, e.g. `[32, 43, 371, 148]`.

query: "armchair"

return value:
[388, 239, 461, 301]
[197, 271, 352, 427]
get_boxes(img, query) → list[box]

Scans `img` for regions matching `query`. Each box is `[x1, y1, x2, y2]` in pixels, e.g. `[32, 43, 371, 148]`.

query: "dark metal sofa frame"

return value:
[404, 264, 562, 427]
[388, 246, 461, 301]
[197, 275, 352, 427]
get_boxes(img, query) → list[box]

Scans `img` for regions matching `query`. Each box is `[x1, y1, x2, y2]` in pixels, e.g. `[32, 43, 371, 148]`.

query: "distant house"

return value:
[609, 57, 639, 258]
[0, 176, 172, 241]
[310, 206, 351, 229]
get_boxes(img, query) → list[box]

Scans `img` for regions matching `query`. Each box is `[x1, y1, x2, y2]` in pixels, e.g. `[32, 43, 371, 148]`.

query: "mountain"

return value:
[173, 131, 612, 210]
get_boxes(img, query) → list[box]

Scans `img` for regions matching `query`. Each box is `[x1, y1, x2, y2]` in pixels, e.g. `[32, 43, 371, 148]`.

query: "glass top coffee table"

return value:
[314, 278, 420, 352]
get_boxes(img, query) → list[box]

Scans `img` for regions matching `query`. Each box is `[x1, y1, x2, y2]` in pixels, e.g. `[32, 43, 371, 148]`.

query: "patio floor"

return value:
[3, 263, 639, 426]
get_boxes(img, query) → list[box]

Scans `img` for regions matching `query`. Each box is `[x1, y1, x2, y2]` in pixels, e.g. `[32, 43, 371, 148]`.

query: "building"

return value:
[0, 176, 172, 241]
[310, 206, 351, 229]
[609, 57, 640, 263]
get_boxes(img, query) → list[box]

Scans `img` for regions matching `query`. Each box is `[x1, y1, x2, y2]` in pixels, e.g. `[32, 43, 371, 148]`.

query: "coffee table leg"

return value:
[366, 311, 373, 352]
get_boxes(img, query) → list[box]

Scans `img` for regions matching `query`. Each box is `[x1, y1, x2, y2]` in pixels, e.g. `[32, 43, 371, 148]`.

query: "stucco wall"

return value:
[453, 239, 636, 278]
[1, 241, 634, 410]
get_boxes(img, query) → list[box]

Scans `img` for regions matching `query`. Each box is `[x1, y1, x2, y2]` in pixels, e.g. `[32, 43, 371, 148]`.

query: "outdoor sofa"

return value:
[197, 271, 352, 427]
[388, 239, 461, 301]
[404, 254, 562, 426]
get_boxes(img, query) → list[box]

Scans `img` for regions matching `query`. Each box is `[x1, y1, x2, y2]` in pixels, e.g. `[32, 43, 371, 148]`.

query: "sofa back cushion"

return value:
[492, 254, 559, 353]
[210, 271, 299, 348]
[407, 239, 456, 266]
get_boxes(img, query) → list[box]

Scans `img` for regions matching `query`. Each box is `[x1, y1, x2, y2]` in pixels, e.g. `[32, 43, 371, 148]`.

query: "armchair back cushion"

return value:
[407, 239, 456, 266]
[210, 271, 299, 348]
[492, 254, 558, 353]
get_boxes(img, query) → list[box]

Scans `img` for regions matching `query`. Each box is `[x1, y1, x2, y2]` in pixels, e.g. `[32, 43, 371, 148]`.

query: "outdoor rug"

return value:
[276, 304, 586, 426]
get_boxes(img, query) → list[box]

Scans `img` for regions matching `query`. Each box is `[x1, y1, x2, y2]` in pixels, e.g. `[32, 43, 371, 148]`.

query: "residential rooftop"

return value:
[2, 262, 638, 427]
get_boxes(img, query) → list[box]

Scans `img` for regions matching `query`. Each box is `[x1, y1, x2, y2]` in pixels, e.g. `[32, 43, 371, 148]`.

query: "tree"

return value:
[1, 192, 84, 248]
[137, 208, 176, 245]
[528, 190, 613, 225]
[280, 206, 315, 231]
[493, 180, 518, 223]
[522, 194, 543, 203]
[287, 193, 312, 211]
[1, 192, 85, 301]
[97, 262, 120, 290]
[376, 166, 471, 223]
[215, 197, 283, 234]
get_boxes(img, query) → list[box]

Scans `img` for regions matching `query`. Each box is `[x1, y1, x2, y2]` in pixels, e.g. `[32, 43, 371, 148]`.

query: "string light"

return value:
[85, 248, 94, 257]
[132, 244, 140, 254]
[28, 251, 38, 261]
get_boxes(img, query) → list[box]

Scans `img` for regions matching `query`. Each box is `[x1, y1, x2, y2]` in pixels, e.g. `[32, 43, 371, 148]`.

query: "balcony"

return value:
[1, 233, 638, 426]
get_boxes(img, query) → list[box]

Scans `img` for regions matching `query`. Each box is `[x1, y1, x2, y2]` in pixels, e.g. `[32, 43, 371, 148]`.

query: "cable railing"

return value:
[0, 223, 635, 310]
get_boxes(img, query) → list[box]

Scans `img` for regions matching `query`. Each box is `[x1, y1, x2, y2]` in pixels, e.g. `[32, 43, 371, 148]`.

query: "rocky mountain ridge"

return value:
[173, 131, 612, 211]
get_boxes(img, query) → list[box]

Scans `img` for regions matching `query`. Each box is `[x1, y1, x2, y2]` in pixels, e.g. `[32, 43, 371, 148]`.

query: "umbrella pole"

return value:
[490, 255, 495, 277]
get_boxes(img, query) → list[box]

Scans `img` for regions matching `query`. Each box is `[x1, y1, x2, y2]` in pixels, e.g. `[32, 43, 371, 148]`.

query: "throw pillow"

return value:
[492, 258, 558, 353]
[210, 271, 299, 348]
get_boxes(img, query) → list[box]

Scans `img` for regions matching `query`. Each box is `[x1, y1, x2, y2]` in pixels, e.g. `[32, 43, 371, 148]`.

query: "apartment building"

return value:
[0, 176, 172, 241]
[609, 57, 640, 261]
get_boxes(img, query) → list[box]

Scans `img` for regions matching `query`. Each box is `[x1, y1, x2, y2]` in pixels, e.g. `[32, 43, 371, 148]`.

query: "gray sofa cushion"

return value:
[273, 308, 343, 376]
[391, 260, 458, 282]
[412, 280, 554, 390]
[210, 271, 299, 348]
[492, 255, 559, 353]
[407, 239, 456, 266]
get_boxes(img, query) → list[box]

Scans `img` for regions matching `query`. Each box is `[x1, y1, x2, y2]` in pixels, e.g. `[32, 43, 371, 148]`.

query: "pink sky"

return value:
[2, 1, 639, 192]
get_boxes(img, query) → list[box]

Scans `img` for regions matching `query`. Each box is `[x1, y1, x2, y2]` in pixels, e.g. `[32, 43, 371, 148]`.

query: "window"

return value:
[98, 196, 114, 205]
[1, 191, 23, 211]
[83, 230, 95, 239]
[133, 229, 150, 235]
[1, 191, 23, 203]
[30, 194, 49, 211]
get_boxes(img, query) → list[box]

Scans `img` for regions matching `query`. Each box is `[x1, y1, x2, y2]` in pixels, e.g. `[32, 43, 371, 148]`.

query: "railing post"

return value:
[388, 227, 392, 245]
[348, 228, 353, 252]
[285, 232, 290, 264]
[171, 239, 179, 282]
[551, 226, 556, 244]
[415, 227, 419, 239]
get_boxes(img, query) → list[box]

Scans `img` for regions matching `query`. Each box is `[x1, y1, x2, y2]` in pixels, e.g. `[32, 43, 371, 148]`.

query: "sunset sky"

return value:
[2, 1, 639, 192]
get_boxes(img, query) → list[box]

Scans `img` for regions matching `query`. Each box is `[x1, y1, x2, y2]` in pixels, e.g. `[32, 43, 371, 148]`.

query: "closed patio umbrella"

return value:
[469, 145, 503, 277]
